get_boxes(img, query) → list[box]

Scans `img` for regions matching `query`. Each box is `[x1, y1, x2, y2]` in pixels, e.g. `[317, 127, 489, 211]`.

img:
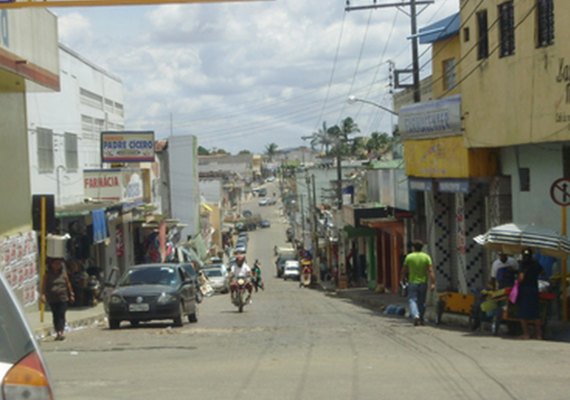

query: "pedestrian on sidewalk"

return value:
[40, 257, 75, 340]
[516, 247, 544, 340]
[401, 240, 435, 326]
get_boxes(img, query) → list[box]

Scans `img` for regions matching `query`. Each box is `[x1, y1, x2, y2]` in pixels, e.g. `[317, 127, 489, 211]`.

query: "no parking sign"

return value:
[550, 178, 570, 206]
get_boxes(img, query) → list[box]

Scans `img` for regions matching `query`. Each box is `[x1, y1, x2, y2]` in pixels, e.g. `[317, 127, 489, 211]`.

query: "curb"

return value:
[34, 312, 106, 341]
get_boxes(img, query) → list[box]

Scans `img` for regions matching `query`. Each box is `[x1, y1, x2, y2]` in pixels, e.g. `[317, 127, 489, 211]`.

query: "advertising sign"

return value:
[84, 169, 144, 203]
[101, 131, 155, 163]
[399, 94, 462, 140]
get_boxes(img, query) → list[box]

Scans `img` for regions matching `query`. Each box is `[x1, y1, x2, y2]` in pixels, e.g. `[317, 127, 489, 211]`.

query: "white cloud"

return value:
[54, 0, 460, 153]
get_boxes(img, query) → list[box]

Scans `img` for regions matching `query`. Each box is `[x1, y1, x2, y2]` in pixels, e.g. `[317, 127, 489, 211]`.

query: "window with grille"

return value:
[477, 10, 489, 60]
[36, 128, 54, 173]
[65, 133, 78, 172]
[443, 58, 457, 90]
[537, 0, 554, 48]
[498, 1, 515, 58]
[79, 88, 103, 110]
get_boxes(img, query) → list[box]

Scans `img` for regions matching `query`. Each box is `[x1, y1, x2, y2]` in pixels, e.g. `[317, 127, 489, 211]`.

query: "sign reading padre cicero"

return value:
[101, 131, 155, 163]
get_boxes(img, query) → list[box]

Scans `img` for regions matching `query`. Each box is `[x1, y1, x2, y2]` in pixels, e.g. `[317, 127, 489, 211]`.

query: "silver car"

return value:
[202, 265, 230, 294]
[0, 273, 55, 398]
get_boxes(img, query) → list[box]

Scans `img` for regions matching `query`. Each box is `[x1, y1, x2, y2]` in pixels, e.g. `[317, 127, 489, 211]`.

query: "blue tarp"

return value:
[92, 209, 108, 243]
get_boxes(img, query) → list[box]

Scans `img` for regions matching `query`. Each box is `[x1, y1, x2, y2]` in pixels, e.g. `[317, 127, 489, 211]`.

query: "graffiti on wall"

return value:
[0, 231, 38, 306]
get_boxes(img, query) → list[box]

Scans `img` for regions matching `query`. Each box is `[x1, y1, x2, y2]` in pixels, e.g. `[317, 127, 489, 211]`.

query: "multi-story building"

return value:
[0, 10, 59, 306]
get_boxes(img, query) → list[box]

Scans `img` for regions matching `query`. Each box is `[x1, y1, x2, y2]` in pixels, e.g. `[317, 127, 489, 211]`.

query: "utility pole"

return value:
[345, 0, 434, 103]
[311, 174, 320, 283]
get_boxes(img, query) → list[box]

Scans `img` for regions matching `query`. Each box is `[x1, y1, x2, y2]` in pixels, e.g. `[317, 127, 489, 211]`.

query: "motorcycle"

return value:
[84, 274, 102, 306]
[299, 266, 312, 288]
[231, 277, 251, 312]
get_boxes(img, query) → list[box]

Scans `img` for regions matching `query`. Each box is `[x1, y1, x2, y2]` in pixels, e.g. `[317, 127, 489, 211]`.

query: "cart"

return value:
[469, 287, 555, 336]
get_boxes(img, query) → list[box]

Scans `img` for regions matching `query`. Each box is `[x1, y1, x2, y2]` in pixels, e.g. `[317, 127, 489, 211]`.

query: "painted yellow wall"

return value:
[432, 35, 462, 99]
[461, 0, 570, 147]
[404, 136, 498, 178]
[0, 85, 32, 236]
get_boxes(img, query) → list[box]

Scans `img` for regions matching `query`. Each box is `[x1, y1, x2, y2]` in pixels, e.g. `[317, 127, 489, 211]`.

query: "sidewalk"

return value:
[25, 302, 106, 341]
[319, 282, 570, 342]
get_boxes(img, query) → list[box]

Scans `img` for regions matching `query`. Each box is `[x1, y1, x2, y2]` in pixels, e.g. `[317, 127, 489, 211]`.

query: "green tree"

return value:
[328, 117, 360, 157]
[310, 122, 334, 154]
[198, 146, 210, 156]
[265, 143, 278, 160]
[366, 132, 393, 159]
[238, 150, 252, 155]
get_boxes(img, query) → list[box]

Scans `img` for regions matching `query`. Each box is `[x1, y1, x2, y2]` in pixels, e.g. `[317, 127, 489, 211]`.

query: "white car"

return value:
[0, 273, 55, 397]
[283, 260, 301, 281]
[203, 264, 230, 293]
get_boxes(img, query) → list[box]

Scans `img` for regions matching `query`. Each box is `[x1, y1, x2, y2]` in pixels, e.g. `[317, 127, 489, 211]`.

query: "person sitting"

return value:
[490, 252, 518, 290]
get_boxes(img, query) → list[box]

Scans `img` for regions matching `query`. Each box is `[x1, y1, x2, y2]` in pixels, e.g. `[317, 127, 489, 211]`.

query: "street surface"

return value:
[40, 183, 570, 400]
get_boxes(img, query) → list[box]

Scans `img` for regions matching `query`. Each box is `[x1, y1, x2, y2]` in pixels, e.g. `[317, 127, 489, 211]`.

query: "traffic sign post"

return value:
[551, 178, 570, 322]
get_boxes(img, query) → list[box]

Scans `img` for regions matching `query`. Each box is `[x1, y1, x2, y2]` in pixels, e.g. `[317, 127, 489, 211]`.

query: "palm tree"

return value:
[265, 143, 278, 161]
[366, 132, 393, 159]
[310, 122, 334, 154]
[328, 117, 360, 157]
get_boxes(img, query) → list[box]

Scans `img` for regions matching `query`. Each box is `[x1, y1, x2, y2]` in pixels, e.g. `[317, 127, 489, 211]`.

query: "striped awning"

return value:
[474, 223, 570, 258]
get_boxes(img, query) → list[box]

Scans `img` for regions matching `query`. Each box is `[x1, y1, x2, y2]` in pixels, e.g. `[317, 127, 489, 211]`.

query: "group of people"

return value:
[227, 250, 264, 305]
[400, 240, 545, 339]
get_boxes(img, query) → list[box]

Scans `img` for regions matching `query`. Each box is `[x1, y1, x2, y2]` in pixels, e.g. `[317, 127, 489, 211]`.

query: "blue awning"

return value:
[419, 13, 460, 44]
[92, 209, 108, 244]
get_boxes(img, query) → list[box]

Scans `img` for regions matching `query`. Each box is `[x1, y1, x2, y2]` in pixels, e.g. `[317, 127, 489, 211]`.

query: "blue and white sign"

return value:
[438, 179, 470, 194]
[409, 178, 433, 192]
[399, 94, 462, 140]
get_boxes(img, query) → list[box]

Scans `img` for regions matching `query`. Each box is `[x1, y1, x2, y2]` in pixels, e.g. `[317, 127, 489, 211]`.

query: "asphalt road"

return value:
[41, 185, 570, 400]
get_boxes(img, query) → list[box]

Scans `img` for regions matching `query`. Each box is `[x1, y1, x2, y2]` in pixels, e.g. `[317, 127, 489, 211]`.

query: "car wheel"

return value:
[188, 307, 198, 323]
[130, 320, 140, 327]
[109, 319, 120, 330]
[173, 302, 184, 327]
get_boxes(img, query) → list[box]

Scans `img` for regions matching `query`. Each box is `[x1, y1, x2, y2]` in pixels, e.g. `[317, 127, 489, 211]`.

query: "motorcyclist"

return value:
[229, 249, 253, 303]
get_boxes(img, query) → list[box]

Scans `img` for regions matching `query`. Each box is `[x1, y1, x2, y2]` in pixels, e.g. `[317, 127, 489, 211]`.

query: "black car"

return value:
[106, 264, 198, 329]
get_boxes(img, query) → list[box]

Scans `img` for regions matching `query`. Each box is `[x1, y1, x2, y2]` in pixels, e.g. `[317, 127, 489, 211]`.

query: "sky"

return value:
[53, 0, 459, 154]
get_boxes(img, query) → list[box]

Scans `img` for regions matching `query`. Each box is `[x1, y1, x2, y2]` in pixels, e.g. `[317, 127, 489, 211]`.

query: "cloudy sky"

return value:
[54, 0, 459, 154]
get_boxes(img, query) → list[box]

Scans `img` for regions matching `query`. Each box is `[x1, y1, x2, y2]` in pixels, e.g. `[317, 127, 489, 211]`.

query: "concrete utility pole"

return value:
[345, 0, 434, 103]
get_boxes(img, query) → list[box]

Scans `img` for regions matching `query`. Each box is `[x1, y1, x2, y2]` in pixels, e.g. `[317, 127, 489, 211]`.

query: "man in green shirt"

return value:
[401, 240, 435, 326]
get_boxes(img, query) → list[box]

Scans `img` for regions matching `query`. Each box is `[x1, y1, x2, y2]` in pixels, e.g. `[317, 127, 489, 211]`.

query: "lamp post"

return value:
[347, 95, 399, 116]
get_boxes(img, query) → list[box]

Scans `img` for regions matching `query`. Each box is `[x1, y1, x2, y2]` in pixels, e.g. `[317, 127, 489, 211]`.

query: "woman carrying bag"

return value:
[41, 258, 75, 341]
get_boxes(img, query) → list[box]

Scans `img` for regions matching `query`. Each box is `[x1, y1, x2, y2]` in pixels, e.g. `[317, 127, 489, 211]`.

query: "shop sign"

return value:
[101, 131, 155, 163]
[399, 94, 462, 140]
[408, 178, 433, 192]
[84, 169, 144, 202]
[438, 179, 469, 193]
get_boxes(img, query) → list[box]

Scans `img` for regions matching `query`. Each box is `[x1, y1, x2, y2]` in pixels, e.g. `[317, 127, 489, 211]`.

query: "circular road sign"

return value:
[550, 178, 570, 206]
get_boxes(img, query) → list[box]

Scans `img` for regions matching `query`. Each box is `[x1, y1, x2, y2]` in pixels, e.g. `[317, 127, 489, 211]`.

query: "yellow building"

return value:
[400, 12, 498, 293]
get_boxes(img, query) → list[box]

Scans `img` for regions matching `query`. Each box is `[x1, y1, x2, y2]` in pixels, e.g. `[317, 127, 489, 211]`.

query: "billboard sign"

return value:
[101, 131, 155, 163]
[84, 169, 144, 203]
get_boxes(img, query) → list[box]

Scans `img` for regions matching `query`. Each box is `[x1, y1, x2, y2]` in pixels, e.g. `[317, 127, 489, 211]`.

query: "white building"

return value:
[26, 44, 125, 207]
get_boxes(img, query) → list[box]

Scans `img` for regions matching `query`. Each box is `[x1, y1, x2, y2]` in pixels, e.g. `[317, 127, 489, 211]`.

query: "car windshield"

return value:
[0, 277, 35, 364]
[119, 266, 180, 286]
[203, 269, 223, 277]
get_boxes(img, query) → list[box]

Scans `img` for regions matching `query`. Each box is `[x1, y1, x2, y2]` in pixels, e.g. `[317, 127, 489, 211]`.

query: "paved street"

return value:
[39, 193, 570, 400]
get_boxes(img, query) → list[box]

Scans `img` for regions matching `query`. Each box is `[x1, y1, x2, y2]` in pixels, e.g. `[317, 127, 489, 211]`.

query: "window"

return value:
[79, 88, 103, 110]
[36, 128, 54, 173]
[519, 168, 530, 192]
[442, 58, 457, 90]
[463, 27, 470, 42]
[498, 2, 515, 58]
[537, 0, 554, 48]
[65, 133, 78, 172]
[476, 10, 489, 60]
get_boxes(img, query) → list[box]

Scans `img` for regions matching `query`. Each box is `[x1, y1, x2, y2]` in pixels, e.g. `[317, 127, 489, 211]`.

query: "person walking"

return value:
[401, 240, 435, 326]
[252, 260, 264, 292]
[516, 247, 544, 340]
[40, 257, 75, 340]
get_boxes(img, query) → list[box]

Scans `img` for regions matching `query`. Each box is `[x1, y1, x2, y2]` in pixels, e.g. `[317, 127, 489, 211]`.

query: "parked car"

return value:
[257, 188, 267, 197]
[283, 260, 301, 280]
[258, 198, 269, 206]
[242, 209, 253, 218]
[181, 262, 205, 303]
[202, 267, 230, 293]
[266, 176, 276, 182]
[106, 263, 198, 329]
[0, 273, 55, 397]
[266, 197, 277, 206]
[259, 219, 271, 228]
[275, 251, 297, 277]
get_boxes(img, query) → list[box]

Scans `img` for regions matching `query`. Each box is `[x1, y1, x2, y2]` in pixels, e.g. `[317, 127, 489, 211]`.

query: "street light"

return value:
[347, 95, 399, 116]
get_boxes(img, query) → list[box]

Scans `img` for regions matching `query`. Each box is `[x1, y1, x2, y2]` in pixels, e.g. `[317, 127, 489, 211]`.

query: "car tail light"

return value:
[2, 351, 54, 400]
